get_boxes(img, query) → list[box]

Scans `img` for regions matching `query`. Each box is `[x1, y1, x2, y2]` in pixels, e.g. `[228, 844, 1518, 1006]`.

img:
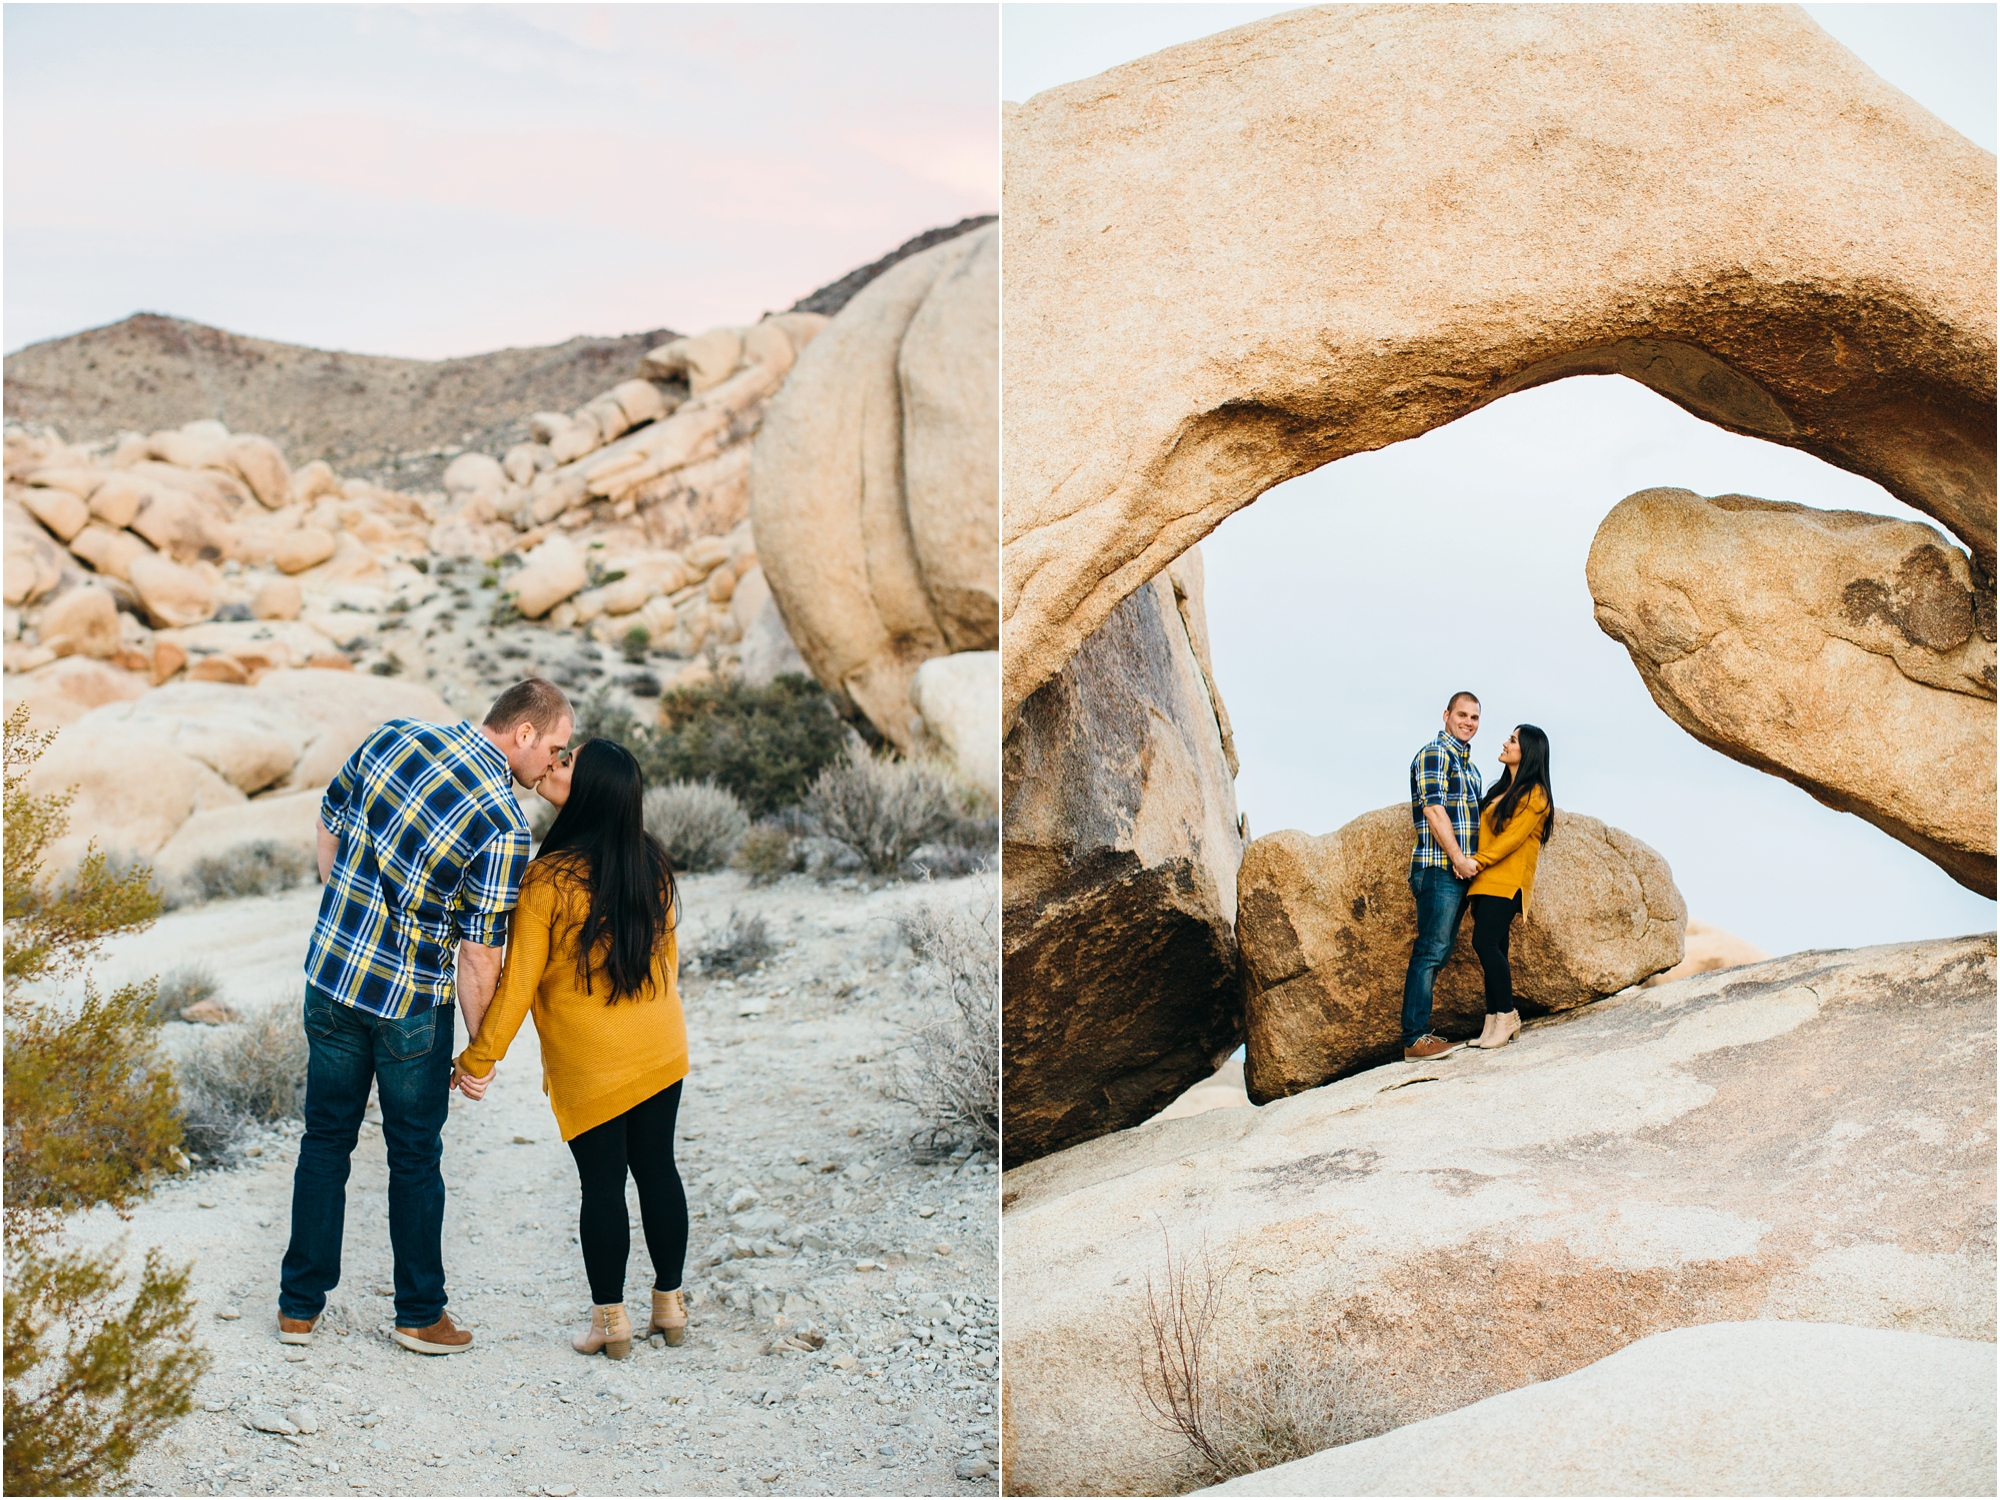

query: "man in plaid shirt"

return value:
[1401, 691, 1483, 1061]
[278, 678, 572, 1356]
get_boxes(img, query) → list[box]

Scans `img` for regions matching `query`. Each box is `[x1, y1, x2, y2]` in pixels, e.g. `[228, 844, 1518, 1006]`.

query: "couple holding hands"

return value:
[1401, 690, 1557, 1061]
[275, 677, 690, 1365]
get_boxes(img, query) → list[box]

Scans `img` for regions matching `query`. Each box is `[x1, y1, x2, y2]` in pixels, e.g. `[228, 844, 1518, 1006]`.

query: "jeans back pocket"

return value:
[380, 1007, 439, 1062]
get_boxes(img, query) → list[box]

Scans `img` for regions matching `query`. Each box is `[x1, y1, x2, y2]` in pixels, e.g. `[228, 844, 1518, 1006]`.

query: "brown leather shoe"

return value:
[393, 1311, 473, 1355]
[1403, 1034, 1460, 1061]
[277, 1313, 317, 1346]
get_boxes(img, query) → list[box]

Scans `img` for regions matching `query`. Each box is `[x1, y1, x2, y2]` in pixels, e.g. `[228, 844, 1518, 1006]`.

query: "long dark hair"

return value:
[1480, 724, 1555, 844]
[536, 739, 679, 1003]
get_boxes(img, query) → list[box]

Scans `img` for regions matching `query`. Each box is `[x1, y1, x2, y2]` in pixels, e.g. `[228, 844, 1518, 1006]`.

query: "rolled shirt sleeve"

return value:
[1415, 743, 1451, 807]
[456, 824, 531, 947]
[319, 743, 363, 840]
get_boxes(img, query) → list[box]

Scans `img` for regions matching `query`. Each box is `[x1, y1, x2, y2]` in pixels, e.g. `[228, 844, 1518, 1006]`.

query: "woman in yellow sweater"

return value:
[452, 739, 689, 1359]
[1466, 725, 1554, 1051]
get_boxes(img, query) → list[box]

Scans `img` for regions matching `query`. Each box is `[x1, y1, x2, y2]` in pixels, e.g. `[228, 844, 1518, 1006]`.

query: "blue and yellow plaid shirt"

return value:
[1409, 730, 1483, 875]
[305, 718, 532, 1019]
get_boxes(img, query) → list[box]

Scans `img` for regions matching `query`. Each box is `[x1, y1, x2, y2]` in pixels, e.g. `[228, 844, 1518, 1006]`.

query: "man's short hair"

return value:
[1445, 691, 1481, 713]
[485, 678, 572, 737]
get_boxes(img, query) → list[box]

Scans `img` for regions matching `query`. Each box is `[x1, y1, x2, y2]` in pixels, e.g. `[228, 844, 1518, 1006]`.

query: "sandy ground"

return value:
[58, 869, 999, 1498]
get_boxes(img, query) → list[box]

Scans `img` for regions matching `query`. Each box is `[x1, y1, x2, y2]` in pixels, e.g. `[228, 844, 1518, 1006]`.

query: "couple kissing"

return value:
[276, 676, 690, 1364]
[1401, 690, 1556, 1061]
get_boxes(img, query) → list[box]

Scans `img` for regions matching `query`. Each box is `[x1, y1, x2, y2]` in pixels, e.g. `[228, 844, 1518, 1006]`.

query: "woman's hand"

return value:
[452, 1060, 493, 1101]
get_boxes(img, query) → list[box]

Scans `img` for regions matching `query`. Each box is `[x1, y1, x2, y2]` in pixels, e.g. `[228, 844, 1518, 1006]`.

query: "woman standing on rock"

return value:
[453, 738, 691, 1359]
[1466, 725, 1554, 1051]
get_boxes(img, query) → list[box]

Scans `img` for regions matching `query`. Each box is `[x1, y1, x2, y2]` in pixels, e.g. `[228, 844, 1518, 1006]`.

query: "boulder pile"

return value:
[5, 306, 832, 696]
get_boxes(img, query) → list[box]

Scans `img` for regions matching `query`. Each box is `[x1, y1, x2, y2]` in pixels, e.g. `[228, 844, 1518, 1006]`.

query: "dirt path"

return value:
[63, 870, 1000, 1498]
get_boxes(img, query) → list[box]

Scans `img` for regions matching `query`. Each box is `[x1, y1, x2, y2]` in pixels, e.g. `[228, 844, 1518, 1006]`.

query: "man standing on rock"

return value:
[278, 678, 572, 1356]
[1401, 691, 1483, 1061]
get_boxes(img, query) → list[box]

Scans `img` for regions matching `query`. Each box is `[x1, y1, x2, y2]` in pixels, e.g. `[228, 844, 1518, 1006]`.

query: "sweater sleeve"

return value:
[458, 868, 554, 1080]
[1474, 789, 1548, 869]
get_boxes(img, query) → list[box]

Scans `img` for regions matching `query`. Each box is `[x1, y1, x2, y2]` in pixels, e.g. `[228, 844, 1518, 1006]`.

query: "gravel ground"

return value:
[59, 871, 999, 1498]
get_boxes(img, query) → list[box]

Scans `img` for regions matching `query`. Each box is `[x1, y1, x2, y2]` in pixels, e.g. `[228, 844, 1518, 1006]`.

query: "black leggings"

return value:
[565, 1081, 688, 1306]
[1469, 893, 1522, 1014]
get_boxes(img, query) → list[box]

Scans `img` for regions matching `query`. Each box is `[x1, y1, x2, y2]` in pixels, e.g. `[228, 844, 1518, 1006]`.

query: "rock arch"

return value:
[1001, 4, 1995, 727]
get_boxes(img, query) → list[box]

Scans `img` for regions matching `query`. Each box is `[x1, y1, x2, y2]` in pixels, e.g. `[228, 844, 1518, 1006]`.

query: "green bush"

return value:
[2, 705, 208, 1495]
[641, 781, 750, 872]
[693, 910, 775, 976]
[577, 675, 852, 819]
[732, 822, 801, 886]
[173, 840, 313, 908]
[805, 745, 961, 877]
[174, 1005, 311, 1158]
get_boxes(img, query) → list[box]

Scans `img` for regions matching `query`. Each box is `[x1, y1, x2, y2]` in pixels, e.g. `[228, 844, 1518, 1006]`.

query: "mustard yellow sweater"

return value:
[1469, 785, 1551, 912]
[457, 859, 687, 1141]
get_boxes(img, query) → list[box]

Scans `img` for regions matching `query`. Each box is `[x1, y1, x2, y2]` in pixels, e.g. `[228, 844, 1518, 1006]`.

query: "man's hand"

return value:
[1451, 852, 1480, 881]
[452, 1062, 492, 1101]
[317, 820, 339, 884]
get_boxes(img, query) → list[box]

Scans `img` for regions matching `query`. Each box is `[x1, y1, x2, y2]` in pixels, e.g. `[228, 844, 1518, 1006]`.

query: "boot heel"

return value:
[661, 1325, 685, 1347]
[605, 1337, 631, 1359]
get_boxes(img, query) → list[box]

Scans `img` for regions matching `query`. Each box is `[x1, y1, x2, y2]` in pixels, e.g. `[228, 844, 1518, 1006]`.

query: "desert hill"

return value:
[3, 216, 994, 492]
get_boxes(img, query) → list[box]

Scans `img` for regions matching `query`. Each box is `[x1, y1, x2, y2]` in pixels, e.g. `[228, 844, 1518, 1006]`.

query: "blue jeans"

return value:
[280, 985, 454, 1330]
[1400, 866, 1470, 1048]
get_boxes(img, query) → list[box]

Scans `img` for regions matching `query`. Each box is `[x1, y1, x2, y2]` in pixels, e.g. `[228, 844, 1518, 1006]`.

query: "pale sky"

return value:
[5, 3, 999, 357]
[1004, 3, 1997, 956]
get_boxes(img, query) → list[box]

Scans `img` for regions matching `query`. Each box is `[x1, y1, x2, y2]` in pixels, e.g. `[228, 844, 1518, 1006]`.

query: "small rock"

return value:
[179, 998, 238, 1026]
[370, 1439, 390, 1452]
[726, 1187, 760, 1213]
[215, 1305, 241, 1321]
[287, 1404, 319, 1434]
[201, 1399, 231, 1412]
[935, 1243, 954, 1256]
[371, 1284, 394, 1296]
[283, 1347, 308, 1362]
[546, 1487, 578, 1498]
[358, 1413, 382, 1428]
[513, 1135, 535, 1145]
[245, 1407, 298, 1435]
[197, 1199, 217, 1210]
[243, 1145, 263, 1158]
[832, 1352, 859, 1371]
[758, 1471, 779, 1484]
[957, 1457, 994, 1480]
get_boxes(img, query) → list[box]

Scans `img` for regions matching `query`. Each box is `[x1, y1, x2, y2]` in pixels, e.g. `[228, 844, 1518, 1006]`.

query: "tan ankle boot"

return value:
[649, 1288, 687, 1347]
[1489, 1011, 1521, 1049]
[1472, 1013, 1499, 1049]
[573, 1303, 632, 1359]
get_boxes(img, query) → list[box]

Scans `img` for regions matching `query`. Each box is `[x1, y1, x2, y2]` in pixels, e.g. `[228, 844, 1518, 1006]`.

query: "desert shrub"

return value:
[150, 964, 219, 1024]
[621, 625, 652, 664]
[174, 840, 313, 908]
[2, 705, 208, 1495]
[888, 881, 998, 1155]
[643, 781, 750, 872]
[4, 1243, 207, 1497]
[693, 910, 774, 976]
[805, 745, 961, 876]
[732, 821, 802, 886]
[172, 1004, 310, 1158]
[576, 676, 852, 818]
[1137, 1235, 1395, 1489]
